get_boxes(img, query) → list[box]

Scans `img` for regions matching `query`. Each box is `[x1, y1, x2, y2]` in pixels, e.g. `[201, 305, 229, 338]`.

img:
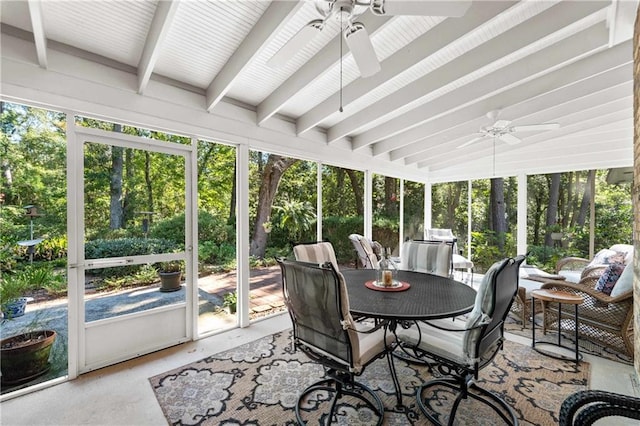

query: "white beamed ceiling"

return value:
[1, 0, 636, 183]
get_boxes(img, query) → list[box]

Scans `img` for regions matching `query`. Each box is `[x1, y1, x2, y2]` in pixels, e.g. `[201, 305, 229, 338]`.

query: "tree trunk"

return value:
[576, 170, 595, 226]
[145, 151, 153, 222]
[490, 178, 506, 252]
[249, 155, 299, 258]
[122, 148, 134, 228]
[229, 161, 236, 223]
[384, 177, 396, 217]
[345, 169, 364, 216]
[544, 173, 561, 246]
[109, 124, 124, 230]
[446, 183, 461, 229]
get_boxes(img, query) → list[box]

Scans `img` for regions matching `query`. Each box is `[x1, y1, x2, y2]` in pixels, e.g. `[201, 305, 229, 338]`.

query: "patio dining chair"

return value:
[348, 234, 380, 269]
[399, 239, 454, 278]
[426, 228, 474, 282]
[400, 255, 525, 425]
[277, 258, 396, 425]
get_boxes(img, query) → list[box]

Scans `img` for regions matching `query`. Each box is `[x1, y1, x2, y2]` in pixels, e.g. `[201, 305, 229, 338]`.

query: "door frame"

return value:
[67, 124, 196, 375]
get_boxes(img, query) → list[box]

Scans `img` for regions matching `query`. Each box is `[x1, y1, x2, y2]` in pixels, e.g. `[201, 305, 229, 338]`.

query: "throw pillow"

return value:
[610, 263, 634, 298]
[587, 249, 617, 268]
[594, 263, 626, 295]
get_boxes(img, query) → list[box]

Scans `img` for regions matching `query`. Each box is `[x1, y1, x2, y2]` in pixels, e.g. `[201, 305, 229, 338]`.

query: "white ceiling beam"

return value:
[295, 1, 515, 135]
[137, 0, 180, 94]
[418, 102, 632, 169]
[393, 67, 632, 162]
[403, 84, 631, 165]
[334, 1, 610, 148]
[608, 0, 640, 46]
[205, 0, 303, 112]
[422, 109, 632, 171]
[256, 13, 390, 126]
[433, 127, 632, 177]
[27, 0, 47, 69]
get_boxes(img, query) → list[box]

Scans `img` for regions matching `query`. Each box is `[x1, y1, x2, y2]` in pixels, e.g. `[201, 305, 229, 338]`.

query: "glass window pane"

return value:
[322, 165, 364, 266]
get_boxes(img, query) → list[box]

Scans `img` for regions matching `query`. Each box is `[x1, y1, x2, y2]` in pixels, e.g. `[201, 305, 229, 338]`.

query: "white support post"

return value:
[424, 182, 432, 240]
[399, 179, 404, 253]
[188, 137, 198, 340]
[317, 161, 322, 241]
[517, 173, 528, 259]
[65, 112, 80, 380]
[467, 180, 472, 259]
[364, 170, 373, 239]
[236, 144, 250, 328]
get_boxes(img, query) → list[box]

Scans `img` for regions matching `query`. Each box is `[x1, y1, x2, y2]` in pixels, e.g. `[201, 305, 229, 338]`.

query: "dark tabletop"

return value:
[343, 269, 477, 320]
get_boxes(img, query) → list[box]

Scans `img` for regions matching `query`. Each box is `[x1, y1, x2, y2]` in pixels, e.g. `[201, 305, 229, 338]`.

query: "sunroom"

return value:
[1, 0, 638, 424]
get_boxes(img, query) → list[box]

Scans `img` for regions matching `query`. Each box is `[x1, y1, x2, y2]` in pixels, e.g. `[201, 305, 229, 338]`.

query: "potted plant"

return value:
[223, 291, 237, 314]
[157, 261, 182, 292]
[548, 224, 564, 241]
[0, 268, 58, 385]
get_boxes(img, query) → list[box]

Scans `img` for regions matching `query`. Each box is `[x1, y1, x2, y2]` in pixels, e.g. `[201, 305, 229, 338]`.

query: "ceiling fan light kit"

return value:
[268, 0, 472, 78]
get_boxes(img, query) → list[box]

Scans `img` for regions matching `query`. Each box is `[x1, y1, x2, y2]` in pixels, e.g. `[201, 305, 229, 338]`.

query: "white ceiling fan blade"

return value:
[512, 123, 560, 132]
[498, 133, 521, 145]
[344, 23, 381, 78]
[267, 20, 324, 69]
[493, 119, 511, 129]
[374, 0, 472, 17]
[457, 136, 485, 149]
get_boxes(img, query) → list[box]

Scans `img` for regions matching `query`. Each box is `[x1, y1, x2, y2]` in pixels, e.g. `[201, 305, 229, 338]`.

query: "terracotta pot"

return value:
[159, 271, 182, 292]
[1, 330, 56, 385]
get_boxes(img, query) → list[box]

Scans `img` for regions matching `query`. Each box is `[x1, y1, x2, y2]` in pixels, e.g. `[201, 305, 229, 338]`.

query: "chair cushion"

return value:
[610, 262, 634, 297]
[609, 244, 634, 264]
[558, 270, 582, 283]
[587, 249, 625, 269]
[594, 263, 625, 295]
[463, 259, 503, 360]
[293, 242, 339, 271]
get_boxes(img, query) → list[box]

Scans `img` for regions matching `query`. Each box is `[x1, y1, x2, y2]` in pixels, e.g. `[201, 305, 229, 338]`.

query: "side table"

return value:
[531, 289, 584, 363]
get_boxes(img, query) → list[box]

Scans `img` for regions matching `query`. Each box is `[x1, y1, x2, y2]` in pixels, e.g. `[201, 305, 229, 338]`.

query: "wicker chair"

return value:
[559, 390, 640, 425]
[539, 273, 634, 358]
[555, 244, 633, 283]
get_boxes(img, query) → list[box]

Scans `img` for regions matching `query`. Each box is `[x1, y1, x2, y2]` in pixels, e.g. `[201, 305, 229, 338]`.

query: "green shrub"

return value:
[322, 216, 365, 264]
[150, 211, 232, 245]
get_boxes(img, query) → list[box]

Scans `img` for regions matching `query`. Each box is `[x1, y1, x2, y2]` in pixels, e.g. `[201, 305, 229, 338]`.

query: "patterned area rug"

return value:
[150, 330, 589, 425]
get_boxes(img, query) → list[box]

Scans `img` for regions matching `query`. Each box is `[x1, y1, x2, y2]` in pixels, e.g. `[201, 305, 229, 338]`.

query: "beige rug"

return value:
[149, 330, 589, 425]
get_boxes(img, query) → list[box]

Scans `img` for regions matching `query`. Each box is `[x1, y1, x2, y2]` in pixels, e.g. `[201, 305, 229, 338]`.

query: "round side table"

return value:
[531, 289, 584, 363]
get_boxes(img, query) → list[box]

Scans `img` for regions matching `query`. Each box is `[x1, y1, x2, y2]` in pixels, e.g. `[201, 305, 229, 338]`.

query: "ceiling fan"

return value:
[267, 0, 472, 78]
[458, 110, 560, 148]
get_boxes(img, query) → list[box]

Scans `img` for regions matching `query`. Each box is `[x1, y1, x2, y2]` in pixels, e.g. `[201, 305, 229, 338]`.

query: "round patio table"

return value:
[341, 269, 477, 410]
[342, 269, 477, 320]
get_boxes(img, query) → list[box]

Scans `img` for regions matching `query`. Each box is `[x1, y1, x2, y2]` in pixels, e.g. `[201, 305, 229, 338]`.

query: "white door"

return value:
[68, 126, 194, 373]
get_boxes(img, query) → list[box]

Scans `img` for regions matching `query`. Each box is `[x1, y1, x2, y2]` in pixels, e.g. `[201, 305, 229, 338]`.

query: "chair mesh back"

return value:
[478, 255, 525, 357]
[278, 259, 351, 364]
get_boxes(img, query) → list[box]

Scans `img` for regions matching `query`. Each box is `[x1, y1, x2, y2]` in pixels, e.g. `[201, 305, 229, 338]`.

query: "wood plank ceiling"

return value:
[1, 0, 636, 182]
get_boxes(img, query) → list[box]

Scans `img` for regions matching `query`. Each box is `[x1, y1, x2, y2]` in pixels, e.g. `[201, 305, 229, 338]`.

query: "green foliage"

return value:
[272, 198, 316, 243]
[199, 241, 235, 265]
[99, 264, 159, 291]
[470, 231, 516, 273]
[525, 245, 579, 272]
[149, 211, 232, 245]
[157, 261, 182, 273]
[223, 291, 237, 307]
[322, 216, 364, 264]
[0, 273, 29, 315]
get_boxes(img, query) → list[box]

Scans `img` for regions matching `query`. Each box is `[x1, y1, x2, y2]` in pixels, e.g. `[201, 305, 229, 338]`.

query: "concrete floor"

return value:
[1, 311, 638, 426]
